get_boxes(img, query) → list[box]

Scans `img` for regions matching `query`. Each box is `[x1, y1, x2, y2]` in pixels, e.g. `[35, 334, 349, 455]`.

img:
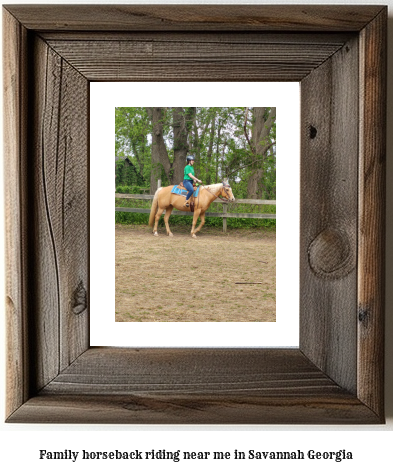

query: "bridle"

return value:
[201, 183, 233, 202]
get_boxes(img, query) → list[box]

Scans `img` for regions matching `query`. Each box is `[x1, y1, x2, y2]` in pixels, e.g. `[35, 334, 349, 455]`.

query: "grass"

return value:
[115, 197, 276, 229]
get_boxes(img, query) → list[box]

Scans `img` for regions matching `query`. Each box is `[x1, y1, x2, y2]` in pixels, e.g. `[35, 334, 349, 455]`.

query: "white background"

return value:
[90, 82, 300, 347]
[1, 0, 392, 473]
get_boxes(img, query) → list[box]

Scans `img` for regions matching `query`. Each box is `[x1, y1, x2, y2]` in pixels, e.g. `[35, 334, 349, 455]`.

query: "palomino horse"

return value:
[149, 181, 235, 238]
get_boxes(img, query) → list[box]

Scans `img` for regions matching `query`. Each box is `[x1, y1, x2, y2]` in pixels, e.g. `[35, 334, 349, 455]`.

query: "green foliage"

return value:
[116, 185, 149, 194]
[115, 106, 276, 199]
[115, 107, 151, 186]
[115, 160, 146, 188]
[115, 198, 276, 229]
[115, 211, 275, 229]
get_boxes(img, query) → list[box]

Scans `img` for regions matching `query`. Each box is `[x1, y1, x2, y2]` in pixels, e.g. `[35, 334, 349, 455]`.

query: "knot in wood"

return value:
[73, 281, 87, 315]
[309, 125, 317, 139]
[308, 228, 355, 279]
[358, 307, 370, 325]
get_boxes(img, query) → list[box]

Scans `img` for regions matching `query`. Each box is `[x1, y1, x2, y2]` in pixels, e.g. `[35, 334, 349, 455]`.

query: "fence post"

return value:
[157, 179, 161, 189]
[223, 203, 227, 232]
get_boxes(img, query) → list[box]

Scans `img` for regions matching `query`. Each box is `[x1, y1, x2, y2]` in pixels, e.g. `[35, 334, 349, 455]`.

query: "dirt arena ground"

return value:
[116, 224, 276, 322]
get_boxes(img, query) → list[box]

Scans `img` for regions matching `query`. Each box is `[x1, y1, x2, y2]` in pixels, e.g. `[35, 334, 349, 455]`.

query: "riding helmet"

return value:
[186, 154, 195, 162]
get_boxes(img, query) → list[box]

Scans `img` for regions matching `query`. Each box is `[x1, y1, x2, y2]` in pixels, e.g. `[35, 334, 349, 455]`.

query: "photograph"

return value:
[115, 107, 276, 322]
[2, 2, 391, 454]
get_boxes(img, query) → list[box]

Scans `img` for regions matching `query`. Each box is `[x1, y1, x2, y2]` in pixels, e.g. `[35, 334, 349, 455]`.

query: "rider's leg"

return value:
[183, 180, 194, 206]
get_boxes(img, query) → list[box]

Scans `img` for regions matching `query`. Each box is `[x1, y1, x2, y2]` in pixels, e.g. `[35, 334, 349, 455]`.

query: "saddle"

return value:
[172, 183, 200, 197]
[171, 183, 200, 212]
[179, 181, 197, 191]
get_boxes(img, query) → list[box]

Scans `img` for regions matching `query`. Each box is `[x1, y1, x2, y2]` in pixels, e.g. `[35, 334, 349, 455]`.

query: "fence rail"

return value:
[115, 193, 276, 231]
[115, 193, 276, 206]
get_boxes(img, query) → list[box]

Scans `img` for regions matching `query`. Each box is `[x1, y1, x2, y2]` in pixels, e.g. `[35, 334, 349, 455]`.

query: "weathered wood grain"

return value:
[40, 31, 354, 44]
[7, 348, 380, 424]
[43, 348, 339, 394]
[9, 392, 379, 425]
[3, 5, 386, 424]
[28, 36, 60, 391]
[300, 36, 359, 393]
[358, 9, 387, 417]
[3, 5, 384, 31]
[28, 36, 89, 391]
[46, 39, 346, 81]
[3, 9, 30, 418]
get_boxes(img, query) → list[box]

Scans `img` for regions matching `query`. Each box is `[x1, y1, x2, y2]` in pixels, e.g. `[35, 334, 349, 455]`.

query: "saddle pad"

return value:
[171, 185, 200, 197]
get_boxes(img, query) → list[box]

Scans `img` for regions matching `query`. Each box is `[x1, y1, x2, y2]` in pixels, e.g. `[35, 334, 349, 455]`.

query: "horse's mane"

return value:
[203, 182, 229, 192]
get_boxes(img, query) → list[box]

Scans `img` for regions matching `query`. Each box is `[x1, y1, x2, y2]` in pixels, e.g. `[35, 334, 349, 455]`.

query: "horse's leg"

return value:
[194, 210, 206, 235]
[191, 209, 201, 238]
[164, 205, 174, 237]
[153, 206, 165, 236]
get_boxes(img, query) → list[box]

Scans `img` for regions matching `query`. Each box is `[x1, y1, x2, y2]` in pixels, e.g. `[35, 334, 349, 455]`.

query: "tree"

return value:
[115, 106, 276, 198]
[244, 107, 276, 199]
[146, 107, 196, 193]
[115, 107, 151, 184]
[172, 107, 196, 185]
[146, 107, 170, 193]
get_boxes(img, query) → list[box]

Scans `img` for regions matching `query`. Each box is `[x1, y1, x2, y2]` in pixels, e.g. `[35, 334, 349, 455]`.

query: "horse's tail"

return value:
[148, 187, 162, 227]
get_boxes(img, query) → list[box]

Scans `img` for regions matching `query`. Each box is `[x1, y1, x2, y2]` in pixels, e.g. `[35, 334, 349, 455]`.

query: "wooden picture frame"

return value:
[3, 5, 386, 424]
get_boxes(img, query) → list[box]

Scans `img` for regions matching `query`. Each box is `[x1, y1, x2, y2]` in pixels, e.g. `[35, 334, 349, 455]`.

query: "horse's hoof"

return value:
[153, 232, 159, 237]
[168, 233, 173, 237]
[191, 234, 197, 239]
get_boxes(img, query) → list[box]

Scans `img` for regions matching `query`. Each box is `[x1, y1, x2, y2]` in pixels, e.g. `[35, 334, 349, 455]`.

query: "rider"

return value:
[183, 155, 202, 207]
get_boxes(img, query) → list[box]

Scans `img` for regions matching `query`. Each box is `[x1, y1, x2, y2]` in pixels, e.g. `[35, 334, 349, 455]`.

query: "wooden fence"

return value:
[115, 193, 276, 231]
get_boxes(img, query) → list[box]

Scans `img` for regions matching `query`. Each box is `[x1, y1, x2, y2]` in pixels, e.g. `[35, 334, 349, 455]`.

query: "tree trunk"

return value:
[205, 113, 216, 184]
[215, 121, 222, 183]
[147, 107, 171, 193]
[172, 107, 196, 185]
[246, 107, 276, 199]
[193, 112, 210, 173]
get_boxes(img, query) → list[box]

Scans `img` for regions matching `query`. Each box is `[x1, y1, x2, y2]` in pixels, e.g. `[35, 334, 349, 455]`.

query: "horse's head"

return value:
[221, 182, 235, 202]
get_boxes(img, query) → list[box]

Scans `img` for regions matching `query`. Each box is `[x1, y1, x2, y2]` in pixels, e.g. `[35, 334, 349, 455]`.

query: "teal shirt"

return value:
[184, 164, 194, 181]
